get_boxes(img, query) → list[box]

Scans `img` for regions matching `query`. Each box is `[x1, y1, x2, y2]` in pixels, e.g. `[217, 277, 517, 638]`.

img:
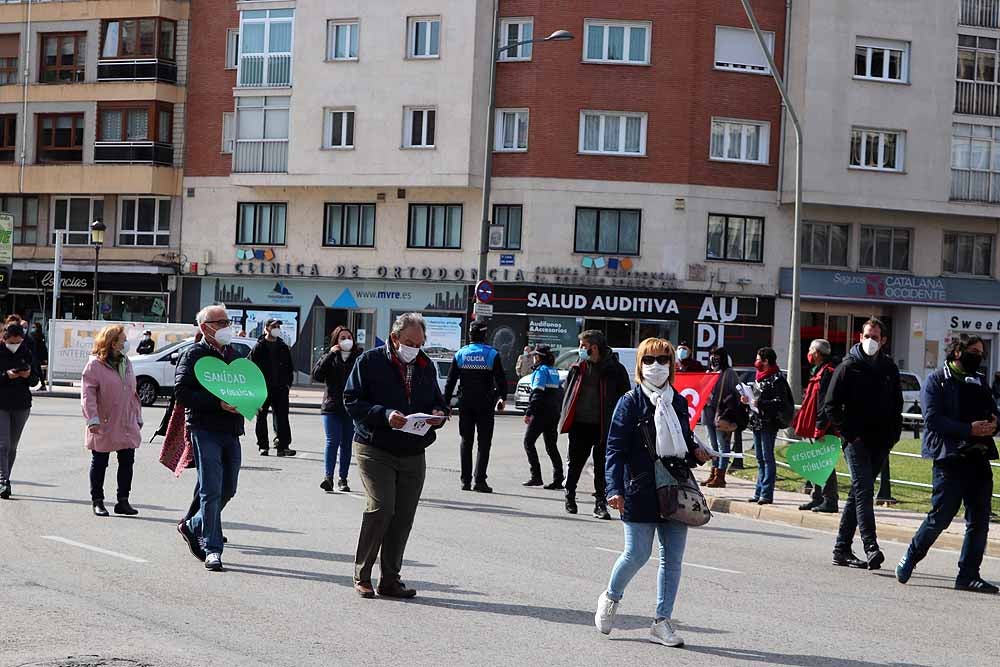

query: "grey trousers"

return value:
[0, 408, 30, 483]
[354, 442, 426, 585]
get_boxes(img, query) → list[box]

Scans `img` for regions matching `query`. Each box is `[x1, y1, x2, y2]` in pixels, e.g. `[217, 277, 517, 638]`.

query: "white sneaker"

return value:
[594, 592, 619, 635]
[649, 618, 684, 647]
[204, 552, 223, 572]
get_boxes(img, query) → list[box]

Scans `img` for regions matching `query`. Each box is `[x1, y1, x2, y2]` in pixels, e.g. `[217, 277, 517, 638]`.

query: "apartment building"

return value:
[775, 0, 1000, 380]
[181, 0, 789, 373]
[0, 0, 188, 324]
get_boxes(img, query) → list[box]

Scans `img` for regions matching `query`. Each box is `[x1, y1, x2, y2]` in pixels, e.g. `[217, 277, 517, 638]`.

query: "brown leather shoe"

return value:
[704, 468, 718, 486]
[705, 470, 727, 488]
[354, 580, 375, 599]
[377, 580, 417, 599]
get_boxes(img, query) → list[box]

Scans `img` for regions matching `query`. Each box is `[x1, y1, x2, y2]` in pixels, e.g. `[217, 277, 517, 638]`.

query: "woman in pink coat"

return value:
[81, 324, 143, 517]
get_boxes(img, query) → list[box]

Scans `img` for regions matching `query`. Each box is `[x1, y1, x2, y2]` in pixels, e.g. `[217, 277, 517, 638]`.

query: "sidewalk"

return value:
[694, 465, 1000, 558]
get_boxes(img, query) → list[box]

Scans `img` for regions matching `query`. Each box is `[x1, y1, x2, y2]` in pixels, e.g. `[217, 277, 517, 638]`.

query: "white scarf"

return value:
[639, 381, 688, 459]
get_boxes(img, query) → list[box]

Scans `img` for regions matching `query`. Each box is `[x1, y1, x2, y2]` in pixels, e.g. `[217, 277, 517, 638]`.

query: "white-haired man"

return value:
[175, 305, 244, 572]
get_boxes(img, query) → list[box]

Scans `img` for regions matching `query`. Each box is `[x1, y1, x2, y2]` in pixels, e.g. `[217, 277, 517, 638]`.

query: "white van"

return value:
[514, 347, 637, 412]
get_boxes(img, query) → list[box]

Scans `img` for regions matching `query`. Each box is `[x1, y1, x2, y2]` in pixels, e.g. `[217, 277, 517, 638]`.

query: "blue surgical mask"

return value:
[677, 348, 690, 361]
[578, 347, 590, 362]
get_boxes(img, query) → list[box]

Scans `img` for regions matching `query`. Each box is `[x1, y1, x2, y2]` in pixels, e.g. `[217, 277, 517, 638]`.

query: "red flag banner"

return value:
[674, 372, 721, 431]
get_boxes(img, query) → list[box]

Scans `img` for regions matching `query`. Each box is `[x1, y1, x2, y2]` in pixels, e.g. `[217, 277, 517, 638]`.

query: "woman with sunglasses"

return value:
[595, 338, 710, 648]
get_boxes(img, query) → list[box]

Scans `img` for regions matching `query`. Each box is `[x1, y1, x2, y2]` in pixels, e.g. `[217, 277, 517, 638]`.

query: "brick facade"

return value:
[493, 0, 786, 191]
[184, 0, 238, 177]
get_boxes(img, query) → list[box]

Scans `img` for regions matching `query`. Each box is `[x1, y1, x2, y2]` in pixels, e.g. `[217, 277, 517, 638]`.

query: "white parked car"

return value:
[131, 336, 258, 406]
[514, 347, 637, 412]
[429, 357, 462, 409]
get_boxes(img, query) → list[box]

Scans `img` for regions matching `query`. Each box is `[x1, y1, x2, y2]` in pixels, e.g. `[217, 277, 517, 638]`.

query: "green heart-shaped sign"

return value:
[786, 435, 842, 486]
[194, 356, 268, 420]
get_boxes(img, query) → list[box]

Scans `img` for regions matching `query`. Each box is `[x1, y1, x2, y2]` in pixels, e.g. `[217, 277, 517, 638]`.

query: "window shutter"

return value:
[225, 29, 239, 70]
[715, 27, 773, 72]
[222, 112, 234, 153]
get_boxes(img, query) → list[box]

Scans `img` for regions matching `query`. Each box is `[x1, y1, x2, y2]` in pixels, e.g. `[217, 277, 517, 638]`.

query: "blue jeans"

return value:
[753, 428, 777, 500]
[606, 521, 688, 620]
[323, 413, 355, 480]
[703, 408, 732, 472]
[187, 429, 241, 555]
[906, 457, 993, 580]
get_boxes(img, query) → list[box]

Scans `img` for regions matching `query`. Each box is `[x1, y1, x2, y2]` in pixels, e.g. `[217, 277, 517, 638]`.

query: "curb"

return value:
[706, 496, 1000, 558]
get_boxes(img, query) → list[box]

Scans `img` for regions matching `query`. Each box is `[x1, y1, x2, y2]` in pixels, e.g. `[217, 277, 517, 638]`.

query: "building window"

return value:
[495, 109, 528, 152]
[850, 128, 904, 172]
[707, 214, 764, 262]
[943, 231, 993, 276]
[222, 112, 234, 154]
[98, 103, 172, 143]
[710, 119, 769, 164]
[404, 107, 436, 148]
[579, 111, 646, 156]
[408, 17, 441, 58]
[233, 96, 289, 173]
[236, 202, 287, 245]
[860, 226, 911, 271]
[961, 0, 1000, 29]
[854, 37, 908, 83]
[238, 9, 294, 88]
[2, 196, 39, 245]
[324, 109, 355, 149]
[101, 18, 176, 61]
[119, 197, 171, 247]
[714, 26, 774, 74]
[324, 203, 375, 247]
[950, 122, 1000, 202]
[37, 113, 83, 163]
[584, 20, 650, 65]
[574, 207, 641, 255]
[0, 114, 15, 162]
[499, 18, 533, 61]
[51, 197, 104, 246]
[327, 20, 359, 61]
[40, 33, 86, 83]
[492, 204, 522, 250]
[0, 34, 19, 85]
[408, 204, 462, 249]
[225, 29, 239, 70]
[956, 34, 1000, 116]
[801, 222, 849, 267]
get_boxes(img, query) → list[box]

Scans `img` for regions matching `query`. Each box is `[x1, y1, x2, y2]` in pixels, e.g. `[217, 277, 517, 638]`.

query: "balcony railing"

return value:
[951, 169, 1000, 203]
[98, 59, 178, 84]
[961, 0, 1000, 28]
[238, 53, 292, 88]
[955, 80, 1000, 116]
[94, 141, 175, 165]
[233, 139, 288, 173]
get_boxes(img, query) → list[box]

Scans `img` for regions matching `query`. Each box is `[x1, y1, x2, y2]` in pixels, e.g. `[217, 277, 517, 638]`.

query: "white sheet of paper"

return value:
[737, 383, 759, 414]
[396, 413, 437, 436]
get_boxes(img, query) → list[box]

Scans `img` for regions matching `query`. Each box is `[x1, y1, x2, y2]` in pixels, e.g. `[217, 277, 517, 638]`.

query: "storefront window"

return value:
[99, 294, 168, 322]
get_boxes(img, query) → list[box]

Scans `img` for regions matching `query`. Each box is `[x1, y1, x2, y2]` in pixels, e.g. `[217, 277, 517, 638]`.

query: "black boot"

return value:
[593, 499, 611, 520]
[565, 494, 578, 514]
[522, 476, 544, 487]
[544, 479, 564, 490]
[93, 500, 109, 517]
[320, 476, 334, 493]
[276, 447, 297, 457]
[114, 499, 139, 516]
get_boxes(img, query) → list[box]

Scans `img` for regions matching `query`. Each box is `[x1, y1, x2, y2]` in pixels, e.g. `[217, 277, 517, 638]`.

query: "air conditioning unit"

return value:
[716, 269, 731, 284]
[203, 250, 213, 264]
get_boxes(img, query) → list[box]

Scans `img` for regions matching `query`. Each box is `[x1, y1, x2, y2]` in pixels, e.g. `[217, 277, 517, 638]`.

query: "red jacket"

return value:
[793, 362, 835, 439]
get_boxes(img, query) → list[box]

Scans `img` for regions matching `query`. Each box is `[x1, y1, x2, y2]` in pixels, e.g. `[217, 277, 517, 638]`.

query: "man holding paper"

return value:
[344, 313, 447, 600]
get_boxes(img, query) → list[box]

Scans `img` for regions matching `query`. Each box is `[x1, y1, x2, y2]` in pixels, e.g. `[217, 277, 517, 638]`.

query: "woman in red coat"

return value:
[81, 324, 143, 517]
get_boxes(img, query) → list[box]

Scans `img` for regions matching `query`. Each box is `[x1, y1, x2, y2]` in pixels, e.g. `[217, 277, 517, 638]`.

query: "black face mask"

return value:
[960, 351, 983, 373]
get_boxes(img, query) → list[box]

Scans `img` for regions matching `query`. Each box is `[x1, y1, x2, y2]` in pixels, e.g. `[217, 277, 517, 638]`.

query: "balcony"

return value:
[0, 164, 182, 196]
[961, 0, 1000, 28]
[94, 142, 174, 166]
[98, 59, 177, 84]
[238, 54, 292, 88]
[951, 169, 1000, 203]
[233, 140, 288, 173]
[955, 80, 1000, 117]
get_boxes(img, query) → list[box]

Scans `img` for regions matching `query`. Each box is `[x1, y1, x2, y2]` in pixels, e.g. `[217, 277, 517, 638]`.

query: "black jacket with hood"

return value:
[823, 343, 903, 446]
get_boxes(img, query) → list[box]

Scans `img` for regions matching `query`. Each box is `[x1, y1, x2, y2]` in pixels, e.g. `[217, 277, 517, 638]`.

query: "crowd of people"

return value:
[0, 307, 996, 650]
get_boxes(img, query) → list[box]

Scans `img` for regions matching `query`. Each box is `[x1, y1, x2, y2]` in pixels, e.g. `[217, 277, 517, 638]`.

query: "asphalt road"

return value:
[1, 400, 997, 667]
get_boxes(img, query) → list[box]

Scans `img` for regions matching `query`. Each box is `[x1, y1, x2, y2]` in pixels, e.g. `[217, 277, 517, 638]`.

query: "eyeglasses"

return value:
[642, 355, 672, 365]
[204, 319, 232, 327]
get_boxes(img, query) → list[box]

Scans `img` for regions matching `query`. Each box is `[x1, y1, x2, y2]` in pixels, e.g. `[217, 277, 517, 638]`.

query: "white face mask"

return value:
[213, 326, 235, 347]
[860, 337, 880, 357]
[339, 338, 354, 351]
[120, 340, 130, 354]
[396, 343, 420, 364]
[5, 343, 19, 353]
[642, 362, 670, 388]
[268, 327, 281, 339]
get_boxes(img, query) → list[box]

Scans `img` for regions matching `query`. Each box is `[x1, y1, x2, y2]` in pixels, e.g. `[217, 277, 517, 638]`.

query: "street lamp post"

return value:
[739, 0, 804, 400]
[477, 3, 572, 284]
[90, 219, 106, 320]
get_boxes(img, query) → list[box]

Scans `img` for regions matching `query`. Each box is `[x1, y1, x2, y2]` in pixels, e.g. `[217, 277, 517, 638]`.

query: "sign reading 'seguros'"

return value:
[780, 268, 1000, 309]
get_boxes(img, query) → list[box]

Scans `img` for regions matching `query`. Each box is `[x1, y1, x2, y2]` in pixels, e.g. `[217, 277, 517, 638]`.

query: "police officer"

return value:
[522, 345, 564, 489]
[136, 330, 155, 355]
[444, 320, 507, 492]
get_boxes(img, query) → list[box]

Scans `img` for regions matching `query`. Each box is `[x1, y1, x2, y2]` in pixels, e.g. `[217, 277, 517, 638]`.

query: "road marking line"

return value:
[41, 536, 148, 563]
[594, 547, 742, 574]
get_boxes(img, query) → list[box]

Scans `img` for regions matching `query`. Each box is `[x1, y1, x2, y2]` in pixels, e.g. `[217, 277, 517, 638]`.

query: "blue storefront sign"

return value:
[779, 268, 1000, 310]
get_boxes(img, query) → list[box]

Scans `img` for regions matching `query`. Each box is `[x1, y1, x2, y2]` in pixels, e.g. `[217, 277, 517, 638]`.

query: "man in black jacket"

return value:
[344, 313, 447, 599]
[558, 330, 632, 519]
[444, 320, 507, 493]
[175, 305, 245, 572]
[823, 317, 903, 570]
[249, 318, 295, 456]
[136, 330, 155, 355]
